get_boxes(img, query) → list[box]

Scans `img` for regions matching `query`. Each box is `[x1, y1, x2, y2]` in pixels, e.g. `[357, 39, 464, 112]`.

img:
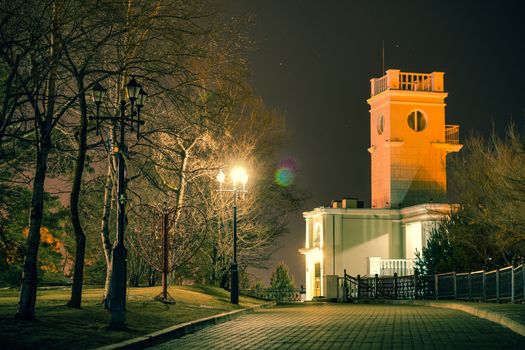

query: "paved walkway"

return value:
[148, 304, 524, 349]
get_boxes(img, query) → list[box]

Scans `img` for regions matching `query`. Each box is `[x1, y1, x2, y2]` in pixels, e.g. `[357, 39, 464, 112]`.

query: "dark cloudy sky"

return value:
[223, 0, 525, 285]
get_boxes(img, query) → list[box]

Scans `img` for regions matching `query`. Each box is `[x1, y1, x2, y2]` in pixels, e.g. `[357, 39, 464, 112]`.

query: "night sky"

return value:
[223, 0, 525, 285]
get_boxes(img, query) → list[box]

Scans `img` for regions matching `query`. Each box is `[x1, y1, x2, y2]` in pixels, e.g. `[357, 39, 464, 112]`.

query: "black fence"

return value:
[341, 260, 525, 303]
[241, 287, 304, 302]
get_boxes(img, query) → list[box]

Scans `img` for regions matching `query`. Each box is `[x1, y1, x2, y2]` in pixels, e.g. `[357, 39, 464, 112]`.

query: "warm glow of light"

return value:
[299, 247, 323, 301]
[300, 247, 322, 266]
[368, 70, 461, 209]
[216, 169, 226, 184]
[231, 166, 248, 186]
[312, 247, 322, 262]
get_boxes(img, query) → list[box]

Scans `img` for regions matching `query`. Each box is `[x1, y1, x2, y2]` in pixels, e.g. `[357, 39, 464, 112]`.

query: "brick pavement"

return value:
[148, 303, 524, 350]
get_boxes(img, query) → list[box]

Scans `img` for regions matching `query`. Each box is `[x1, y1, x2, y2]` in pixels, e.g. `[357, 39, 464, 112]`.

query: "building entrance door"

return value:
[314, 262, 321, 297]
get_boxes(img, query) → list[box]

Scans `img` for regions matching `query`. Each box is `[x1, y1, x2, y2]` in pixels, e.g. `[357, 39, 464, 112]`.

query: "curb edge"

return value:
[94, 301, 276, 350]
[414, 301, 525, 337]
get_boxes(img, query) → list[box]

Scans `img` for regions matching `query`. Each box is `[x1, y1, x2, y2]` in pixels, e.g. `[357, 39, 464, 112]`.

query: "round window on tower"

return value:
[377, 115, 384, 135]
[407, 110, 427, 132]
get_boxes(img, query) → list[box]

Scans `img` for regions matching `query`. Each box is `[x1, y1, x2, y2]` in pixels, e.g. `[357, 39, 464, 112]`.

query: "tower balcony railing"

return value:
[445, 124, 460, 144]
[371, 69, 445, 96]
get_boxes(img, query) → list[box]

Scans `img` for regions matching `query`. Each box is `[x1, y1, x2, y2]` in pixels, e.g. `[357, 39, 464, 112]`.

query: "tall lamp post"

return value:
[90, 77, 147, 329]
[154, 201, 176, 304]
[216, 166, 248, 304]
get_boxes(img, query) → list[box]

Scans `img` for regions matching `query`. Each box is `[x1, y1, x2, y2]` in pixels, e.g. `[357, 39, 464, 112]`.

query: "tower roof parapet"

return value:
[370, 69, 444, 97]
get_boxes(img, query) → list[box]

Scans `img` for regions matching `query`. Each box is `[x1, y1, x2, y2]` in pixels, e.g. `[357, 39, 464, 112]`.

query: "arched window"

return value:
[407, 110, 427, 132]
[313, 223, 321, 245]
[377, 115, 384, 135]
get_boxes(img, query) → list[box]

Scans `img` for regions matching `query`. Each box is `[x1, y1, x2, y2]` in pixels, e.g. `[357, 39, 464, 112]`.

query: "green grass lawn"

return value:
[0, 285, 265, 350]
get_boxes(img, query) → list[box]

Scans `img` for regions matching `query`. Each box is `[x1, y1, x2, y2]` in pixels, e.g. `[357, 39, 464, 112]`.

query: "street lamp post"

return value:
[90, 77, 147, 329]
[216, 167, 248, 304]
[153, 201, 176, 304]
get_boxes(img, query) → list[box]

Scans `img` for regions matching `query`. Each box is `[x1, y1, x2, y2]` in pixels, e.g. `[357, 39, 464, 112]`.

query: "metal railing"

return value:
[342, 270, 416, 301]
[445, 124, 460, 144]
[342, 260, 525, 303]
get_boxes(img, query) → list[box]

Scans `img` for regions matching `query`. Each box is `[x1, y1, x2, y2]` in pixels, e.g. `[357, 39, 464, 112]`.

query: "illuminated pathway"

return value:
[149, 304, 523, 349]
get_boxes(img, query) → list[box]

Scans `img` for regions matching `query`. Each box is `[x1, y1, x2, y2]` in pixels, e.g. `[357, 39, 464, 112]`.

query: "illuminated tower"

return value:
[367, 69, 462, 208]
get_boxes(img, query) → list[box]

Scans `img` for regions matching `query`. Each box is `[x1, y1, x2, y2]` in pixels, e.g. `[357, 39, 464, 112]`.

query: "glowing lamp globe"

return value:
[231, 167, 248, 186]
[216, 169, 226, 184]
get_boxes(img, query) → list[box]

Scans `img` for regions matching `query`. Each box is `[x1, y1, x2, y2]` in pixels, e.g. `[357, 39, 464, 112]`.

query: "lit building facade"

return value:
[300, 70, 462, 301]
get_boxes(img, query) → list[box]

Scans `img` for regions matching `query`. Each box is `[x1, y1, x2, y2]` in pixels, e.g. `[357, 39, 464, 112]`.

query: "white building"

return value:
[300, 70, 462, 301]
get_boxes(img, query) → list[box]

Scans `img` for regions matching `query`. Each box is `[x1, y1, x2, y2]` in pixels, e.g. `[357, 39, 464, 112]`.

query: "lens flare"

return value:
[274, 157, 298, 187]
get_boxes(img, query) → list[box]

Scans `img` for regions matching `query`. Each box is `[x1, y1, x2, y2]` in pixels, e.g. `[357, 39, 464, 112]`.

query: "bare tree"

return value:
[448, 124, 525, 265]
[91, 0, 222, 306]
[193, 96, 304, 287]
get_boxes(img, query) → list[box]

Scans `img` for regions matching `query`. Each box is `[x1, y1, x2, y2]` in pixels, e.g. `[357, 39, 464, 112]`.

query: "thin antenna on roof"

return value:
[382, 40, 385, 74]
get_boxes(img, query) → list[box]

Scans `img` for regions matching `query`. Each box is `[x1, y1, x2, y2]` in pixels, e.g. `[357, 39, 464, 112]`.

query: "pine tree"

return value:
[270, 261, 295, 290]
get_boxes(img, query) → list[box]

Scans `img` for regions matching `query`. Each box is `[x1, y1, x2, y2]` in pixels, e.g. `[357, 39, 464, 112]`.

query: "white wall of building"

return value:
[301, 204, 452, 300]
[404, 222, 422, 259]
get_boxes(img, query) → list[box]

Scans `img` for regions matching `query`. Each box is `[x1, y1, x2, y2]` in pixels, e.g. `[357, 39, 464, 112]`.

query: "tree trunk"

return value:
[220, 269, 229, 289]
[15, 127, 51, 320]
[103, 258, 113, 306]
[16, 1, 60, 317]
[101, 154, 115, 307]
[210, 243, 218, 285]
[67, 78, 88, 308]
[161, 211, 168, 300]
[130, 274, 139, 287]
[148, 268, 156, 287]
